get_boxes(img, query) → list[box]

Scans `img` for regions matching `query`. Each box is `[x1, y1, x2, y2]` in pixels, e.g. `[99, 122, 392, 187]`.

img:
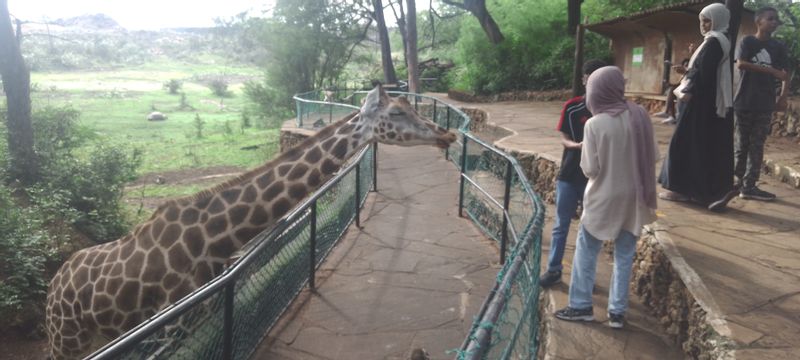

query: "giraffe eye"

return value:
[389, 110, 404, 117]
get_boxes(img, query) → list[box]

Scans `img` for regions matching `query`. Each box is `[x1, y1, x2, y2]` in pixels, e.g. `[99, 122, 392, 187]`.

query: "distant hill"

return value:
[51, 14, 122, 30]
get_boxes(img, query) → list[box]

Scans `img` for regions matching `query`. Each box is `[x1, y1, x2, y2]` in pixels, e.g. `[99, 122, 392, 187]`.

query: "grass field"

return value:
[29, 59, 282, 195]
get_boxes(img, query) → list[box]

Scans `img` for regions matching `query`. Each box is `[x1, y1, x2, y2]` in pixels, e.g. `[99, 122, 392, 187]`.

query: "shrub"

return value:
[242, 80, 293, 128]
[193, 113, 205, 138]
[163, 79, 183, 94]
[208, 78, 231, 97]
[0, 185, 57, 331]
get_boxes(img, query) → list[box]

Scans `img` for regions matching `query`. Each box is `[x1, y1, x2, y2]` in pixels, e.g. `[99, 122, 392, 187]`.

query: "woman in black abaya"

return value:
[659, 3, 734, 207]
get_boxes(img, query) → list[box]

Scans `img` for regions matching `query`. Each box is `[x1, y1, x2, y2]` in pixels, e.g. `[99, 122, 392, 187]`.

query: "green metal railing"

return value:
[87, 131, 375, 359]
[89, 88, 544, 360]
[296, 89, 546, 359]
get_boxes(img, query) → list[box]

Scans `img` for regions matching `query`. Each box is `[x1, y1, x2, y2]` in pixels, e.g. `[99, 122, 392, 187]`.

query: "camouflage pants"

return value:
[734, 111, 772, 190]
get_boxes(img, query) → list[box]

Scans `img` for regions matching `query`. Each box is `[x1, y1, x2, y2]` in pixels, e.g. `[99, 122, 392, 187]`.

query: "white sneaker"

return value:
[661, 116, 676, 125]
[654, 111, 669, 118]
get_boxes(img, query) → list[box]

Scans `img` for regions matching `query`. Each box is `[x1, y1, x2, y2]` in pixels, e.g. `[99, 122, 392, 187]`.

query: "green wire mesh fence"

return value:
[89, 88, 543, 360]
[88, 139, 375, 360]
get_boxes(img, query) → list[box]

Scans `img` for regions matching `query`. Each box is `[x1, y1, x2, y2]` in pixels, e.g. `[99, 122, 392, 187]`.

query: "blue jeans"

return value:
[546, 180, 585, 273]
[568, 225, 638, 316]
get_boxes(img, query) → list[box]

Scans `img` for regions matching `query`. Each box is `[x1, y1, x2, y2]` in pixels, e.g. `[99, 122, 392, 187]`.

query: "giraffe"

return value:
[44, 85, 457, 359]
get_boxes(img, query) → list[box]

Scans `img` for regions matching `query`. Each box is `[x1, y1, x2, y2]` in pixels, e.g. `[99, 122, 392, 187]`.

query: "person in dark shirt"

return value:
[540, 59, 607, 288]
[731, 6, 790, 201]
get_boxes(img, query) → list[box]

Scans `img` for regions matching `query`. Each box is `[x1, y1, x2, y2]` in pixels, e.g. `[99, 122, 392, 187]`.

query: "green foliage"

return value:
[207, 78, 231, 97]
[30, 106, 142, 242]
[0, 186, 58, 329]
[242, 80, 294, 127]
[194, 113, 206, 138]
[163, 79, 184, 94]
[453, 0, 611, 93]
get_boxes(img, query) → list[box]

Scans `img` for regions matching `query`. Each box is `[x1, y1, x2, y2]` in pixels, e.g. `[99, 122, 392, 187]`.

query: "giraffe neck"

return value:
[155, 111, 371, 271]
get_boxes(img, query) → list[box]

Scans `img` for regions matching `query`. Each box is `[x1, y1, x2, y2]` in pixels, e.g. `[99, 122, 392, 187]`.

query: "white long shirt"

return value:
[580, 111, 657, 240]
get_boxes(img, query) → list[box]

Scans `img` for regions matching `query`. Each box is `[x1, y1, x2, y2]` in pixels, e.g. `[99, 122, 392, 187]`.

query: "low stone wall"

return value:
[448, 89, 571, 103]
[279, 122, 315, 153]
[771, 97, 800, 138]
[630, 96, 666, 114]
[632, 228, 735, 359]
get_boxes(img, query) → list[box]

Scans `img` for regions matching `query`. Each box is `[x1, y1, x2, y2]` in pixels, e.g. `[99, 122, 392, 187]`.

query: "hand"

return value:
[776, 96, 788, 112]
[672, 65, 687, 75]
[688, 43, 695, 53]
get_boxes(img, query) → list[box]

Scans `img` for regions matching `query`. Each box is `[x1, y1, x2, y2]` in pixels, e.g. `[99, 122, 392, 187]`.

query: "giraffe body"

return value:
[45, 86, 456, 359]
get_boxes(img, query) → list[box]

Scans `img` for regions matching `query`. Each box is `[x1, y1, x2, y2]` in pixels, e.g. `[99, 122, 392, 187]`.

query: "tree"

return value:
[372, 0, 398, 84]
[406, 0, 420, 92]
[0, 0, 38, 184]
[567, 0, 583, 36]
[441, 0, 504, 44]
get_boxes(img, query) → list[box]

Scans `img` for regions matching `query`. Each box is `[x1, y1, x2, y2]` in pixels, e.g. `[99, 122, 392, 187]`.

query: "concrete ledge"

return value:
[763, 157, 800, 189]
[633, 224, 736, 359]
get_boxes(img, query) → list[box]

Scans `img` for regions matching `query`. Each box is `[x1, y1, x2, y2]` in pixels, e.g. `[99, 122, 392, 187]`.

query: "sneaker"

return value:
[653, 111, 669, 118]
[539, 270, 562, 288]
[739, 187, 776, 201]
[555, 306, 594, 322]
[661, 116, 677, 125]
[608, 313, 625, 329]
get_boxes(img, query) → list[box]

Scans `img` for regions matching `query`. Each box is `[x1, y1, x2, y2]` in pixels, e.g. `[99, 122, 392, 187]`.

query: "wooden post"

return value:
[572, 23, 586, 97]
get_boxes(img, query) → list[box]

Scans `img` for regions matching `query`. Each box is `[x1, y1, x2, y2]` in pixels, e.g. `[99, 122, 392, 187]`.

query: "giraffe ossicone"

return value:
[45, 84, 457, 359]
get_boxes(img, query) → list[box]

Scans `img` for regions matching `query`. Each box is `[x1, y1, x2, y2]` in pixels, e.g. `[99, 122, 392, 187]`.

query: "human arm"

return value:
[560, 132, 582, 150]
[579, 120, 599, 179]
[680, 38, 723, 102]
[736, 59, 789, 81]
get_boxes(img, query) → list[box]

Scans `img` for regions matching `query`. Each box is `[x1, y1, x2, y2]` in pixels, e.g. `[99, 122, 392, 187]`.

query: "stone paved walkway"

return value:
[254, 145, 500, 359]
[430, 94, 800, 359]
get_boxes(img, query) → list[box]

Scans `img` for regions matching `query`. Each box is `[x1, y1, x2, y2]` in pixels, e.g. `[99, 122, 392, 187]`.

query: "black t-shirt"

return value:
[734, 35, 788, 112]
[556, 96, 590, 185]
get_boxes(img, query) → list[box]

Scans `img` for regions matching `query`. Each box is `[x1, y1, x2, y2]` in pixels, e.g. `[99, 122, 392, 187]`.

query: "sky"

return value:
[8, 0, 277, 30]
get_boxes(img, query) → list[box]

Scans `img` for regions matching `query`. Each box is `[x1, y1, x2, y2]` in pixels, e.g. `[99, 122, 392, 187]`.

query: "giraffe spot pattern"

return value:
[235, 227, 262, 244]
[263, 182, 284, 201]
[115, 281, 140, 312]
[229, 204, 251, 226]
[305, 147, 322, 163]
[195, 262, 213, 285]
[181, 208, 200, 225]
[337, 123, 355, 134]
[321, 137, 337, 151]
[332, 138, 349, 159]
[206, 215, 228, 238]
[142, 249, 167, 283]
[161, 224, 183, 248]
[168, 245, 192, 273]
[207, 197, 226, 214]
[256, 171, 275, 189]
[169, 280, 194, 303]
[308, 169, 322, 188]
[321, 159, 338, 175]
[124, 251, 145, 279]
[250, 206, 269, 225]
[288, 164, 309, 181]
[151, 219, 166, 240]
[209, 237, 235, 259]
[288, 183, 308, 200]
[272, 198, 291, 220]
[163, 273, 180, 290]
[277, 164, 293, 176]
[164, 206, 180, 222]
[241, 185, 258, 203]
[221, 188, 242, 205]
[387, 131, 396, 139]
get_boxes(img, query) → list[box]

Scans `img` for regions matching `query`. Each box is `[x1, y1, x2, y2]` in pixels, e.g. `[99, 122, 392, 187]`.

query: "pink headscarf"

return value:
[586, 66, 658, 209]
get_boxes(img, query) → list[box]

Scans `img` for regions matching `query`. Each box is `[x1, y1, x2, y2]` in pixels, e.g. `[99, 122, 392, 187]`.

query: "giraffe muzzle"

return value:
[435, 131, 458, 149]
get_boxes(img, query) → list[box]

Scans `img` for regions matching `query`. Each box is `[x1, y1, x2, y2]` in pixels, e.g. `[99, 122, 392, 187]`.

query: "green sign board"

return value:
[632, 47, 644, 67]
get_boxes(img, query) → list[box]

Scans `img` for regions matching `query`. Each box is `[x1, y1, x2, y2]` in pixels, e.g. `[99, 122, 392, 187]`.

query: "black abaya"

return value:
[659, 37, 734, 204]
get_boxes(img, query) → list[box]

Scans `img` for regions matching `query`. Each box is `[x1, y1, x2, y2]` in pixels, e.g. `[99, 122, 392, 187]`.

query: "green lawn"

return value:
[30, 60, 280, 175]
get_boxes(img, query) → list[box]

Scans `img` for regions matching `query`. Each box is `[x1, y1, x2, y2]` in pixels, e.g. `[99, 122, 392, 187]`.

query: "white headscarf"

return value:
[686, 3, 732, 118]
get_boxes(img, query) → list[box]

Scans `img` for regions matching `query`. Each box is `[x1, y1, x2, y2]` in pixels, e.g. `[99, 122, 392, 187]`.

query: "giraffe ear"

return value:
[361, 85, 388, 116]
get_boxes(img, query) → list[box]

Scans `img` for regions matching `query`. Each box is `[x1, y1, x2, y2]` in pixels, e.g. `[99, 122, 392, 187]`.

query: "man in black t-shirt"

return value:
[733, 6, 790, 201]
[540, 59, 606, 288]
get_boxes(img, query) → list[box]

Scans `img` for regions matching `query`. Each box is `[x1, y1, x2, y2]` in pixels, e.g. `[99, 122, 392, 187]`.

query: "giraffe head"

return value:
[359, 85, 457, 149]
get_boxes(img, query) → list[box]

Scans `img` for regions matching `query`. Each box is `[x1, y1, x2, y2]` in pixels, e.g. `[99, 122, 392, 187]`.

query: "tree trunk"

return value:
[442, 0, 504, 44]
[572, 24, 585, 97]
[0, 0, 38, 184]
[726, 0, 744, 72]
[567, 0, 582, 36]
[373, 0, 398, 85]
[406, 0, 419, 93]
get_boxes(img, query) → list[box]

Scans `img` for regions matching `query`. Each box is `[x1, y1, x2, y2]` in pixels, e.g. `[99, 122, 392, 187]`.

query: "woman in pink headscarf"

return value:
[554, 66, 658, 329]
[658, 3, 735, 209]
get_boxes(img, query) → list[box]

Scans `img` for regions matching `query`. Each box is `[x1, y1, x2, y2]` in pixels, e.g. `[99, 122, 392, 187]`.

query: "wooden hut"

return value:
[584, 0, 756, 101]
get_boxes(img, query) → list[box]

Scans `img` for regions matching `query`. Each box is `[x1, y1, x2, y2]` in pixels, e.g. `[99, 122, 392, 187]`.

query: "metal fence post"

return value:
[458, 135, 469, 218]
[500, 162, 513, 264]
[309, 200, 317, 290]
[329, 103, 333, 123]
[414, 95, 419, 111]
[223, 281, 235, 360]
[355, 161, 361, 228]
[433, 99, 438, 124]
[445, 107, 451, 161]
[372, 142, 378, 192]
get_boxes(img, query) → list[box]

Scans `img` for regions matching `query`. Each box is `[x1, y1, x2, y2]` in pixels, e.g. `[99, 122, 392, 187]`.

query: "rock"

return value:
[147, 111, 167, 121]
